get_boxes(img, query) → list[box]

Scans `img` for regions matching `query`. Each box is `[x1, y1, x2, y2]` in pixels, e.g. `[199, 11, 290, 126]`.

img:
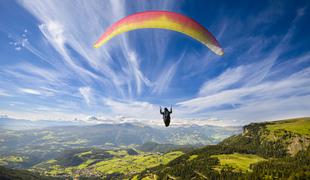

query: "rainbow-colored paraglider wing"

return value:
[94, 11, 223, 56]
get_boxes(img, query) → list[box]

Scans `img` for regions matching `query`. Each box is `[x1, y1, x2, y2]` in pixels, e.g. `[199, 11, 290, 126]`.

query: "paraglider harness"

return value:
[160, 107, 172, 127]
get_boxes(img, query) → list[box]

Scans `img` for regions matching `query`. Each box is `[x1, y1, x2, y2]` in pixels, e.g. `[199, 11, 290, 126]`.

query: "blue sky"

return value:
[0, 0, 309, 126]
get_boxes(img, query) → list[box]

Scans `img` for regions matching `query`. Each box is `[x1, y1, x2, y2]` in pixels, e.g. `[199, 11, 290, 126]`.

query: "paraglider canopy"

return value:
[94, 11, 223, 56]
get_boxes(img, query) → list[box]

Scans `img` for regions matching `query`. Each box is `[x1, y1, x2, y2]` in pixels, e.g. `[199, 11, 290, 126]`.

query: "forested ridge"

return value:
[137, 118, 310, 179]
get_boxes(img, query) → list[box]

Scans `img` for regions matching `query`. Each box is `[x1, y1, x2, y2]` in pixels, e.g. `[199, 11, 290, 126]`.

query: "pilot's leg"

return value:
[164, 119, 170, 127]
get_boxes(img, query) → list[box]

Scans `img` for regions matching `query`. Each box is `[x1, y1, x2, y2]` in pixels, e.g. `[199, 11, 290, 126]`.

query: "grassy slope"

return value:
[221, 117, 310, 157]
[264, 117, 310, 155]
[267, 117, 310, 136]
[211, 153, 266, 172]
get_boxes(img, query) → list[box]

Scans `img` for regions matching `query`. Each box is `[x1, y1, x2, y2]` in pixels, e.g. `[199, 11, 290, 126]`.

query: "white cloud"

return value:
[17, 0, 143, 97]
[39, 21, 65, 46]
[0, 109, 87, 121]
[199, 66, 245, 96]
[178, 67, 310, 122]
[18, 87, 56, 97]
[17, 0, 184, 99]
[0, 89, 10, 97]
[79, 86, 93, 106]
[15, 47, 22, 51]
[103, 98, 158, 120]
[208, 95, 310, 126]
[20, 88, 41, 95]
[152, 58, 181, 94]
[123, 50, 151, 96]
[0, 63, 71, 96]
[38, 20, 101, 83]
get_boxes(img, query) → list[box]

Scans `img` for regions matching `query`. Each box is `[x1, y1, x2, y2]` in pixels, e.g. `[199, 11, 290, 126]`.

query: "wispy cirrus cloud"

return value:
[0, 1, 308, 125]
[103, 98, 158, 120]
[199, 66, 245, 96]
[19, 88, 41, 95]
[179, 67, 310, 111]
[1, 0, 183, 121]
[15, 0, 184, 98]
[0, 89, 10, 97]
[79, 86, 93, 106]
[152, 51, 185, 94]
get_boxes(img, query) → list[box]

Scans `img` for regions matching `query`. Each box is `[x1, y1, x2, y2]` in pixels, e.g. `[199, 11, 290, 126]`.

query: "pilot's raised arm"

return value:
[160, 107, 164, 115]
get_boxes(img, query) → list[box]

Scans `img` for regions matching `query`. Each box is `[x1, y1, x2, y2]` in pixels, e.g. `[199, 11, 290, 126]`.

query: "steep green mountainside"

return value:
[220, 117, 310, 157]
[137, 118, 310, 179]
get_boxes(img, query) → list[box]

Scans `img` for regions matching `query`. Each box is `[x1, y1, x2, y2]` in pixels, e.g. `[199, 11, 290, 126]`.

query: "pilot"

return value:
[160, 106, 172, 127]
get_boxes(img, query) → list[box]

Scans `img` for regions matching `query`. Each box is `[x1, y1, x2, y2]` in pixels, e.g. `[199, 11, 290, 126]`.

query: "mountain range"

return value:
[0, 117, 240, 169]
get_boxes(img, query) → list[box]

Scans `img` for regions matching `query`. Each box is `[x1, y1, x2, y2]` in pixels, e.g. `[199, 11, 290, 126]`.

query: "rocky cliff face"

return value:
[287, 136, 309, 155]
[241, 118, 310, 156]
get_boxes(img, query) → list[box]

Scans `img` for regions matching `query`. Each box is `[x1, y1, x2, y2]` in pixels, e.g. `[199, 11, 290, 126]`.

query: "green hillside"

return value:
[0, 166, 58, 180]
[31, 148, 184, 179]
[137, 117, 310, 179]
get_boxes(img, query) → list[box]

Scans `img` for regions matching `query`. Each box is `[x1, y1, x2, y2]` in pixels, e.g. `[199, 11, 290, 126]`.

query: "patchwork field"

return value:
[211, 153, 266, 172]
[31, 149, 184, 178]
[95, 151, 183, 175]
